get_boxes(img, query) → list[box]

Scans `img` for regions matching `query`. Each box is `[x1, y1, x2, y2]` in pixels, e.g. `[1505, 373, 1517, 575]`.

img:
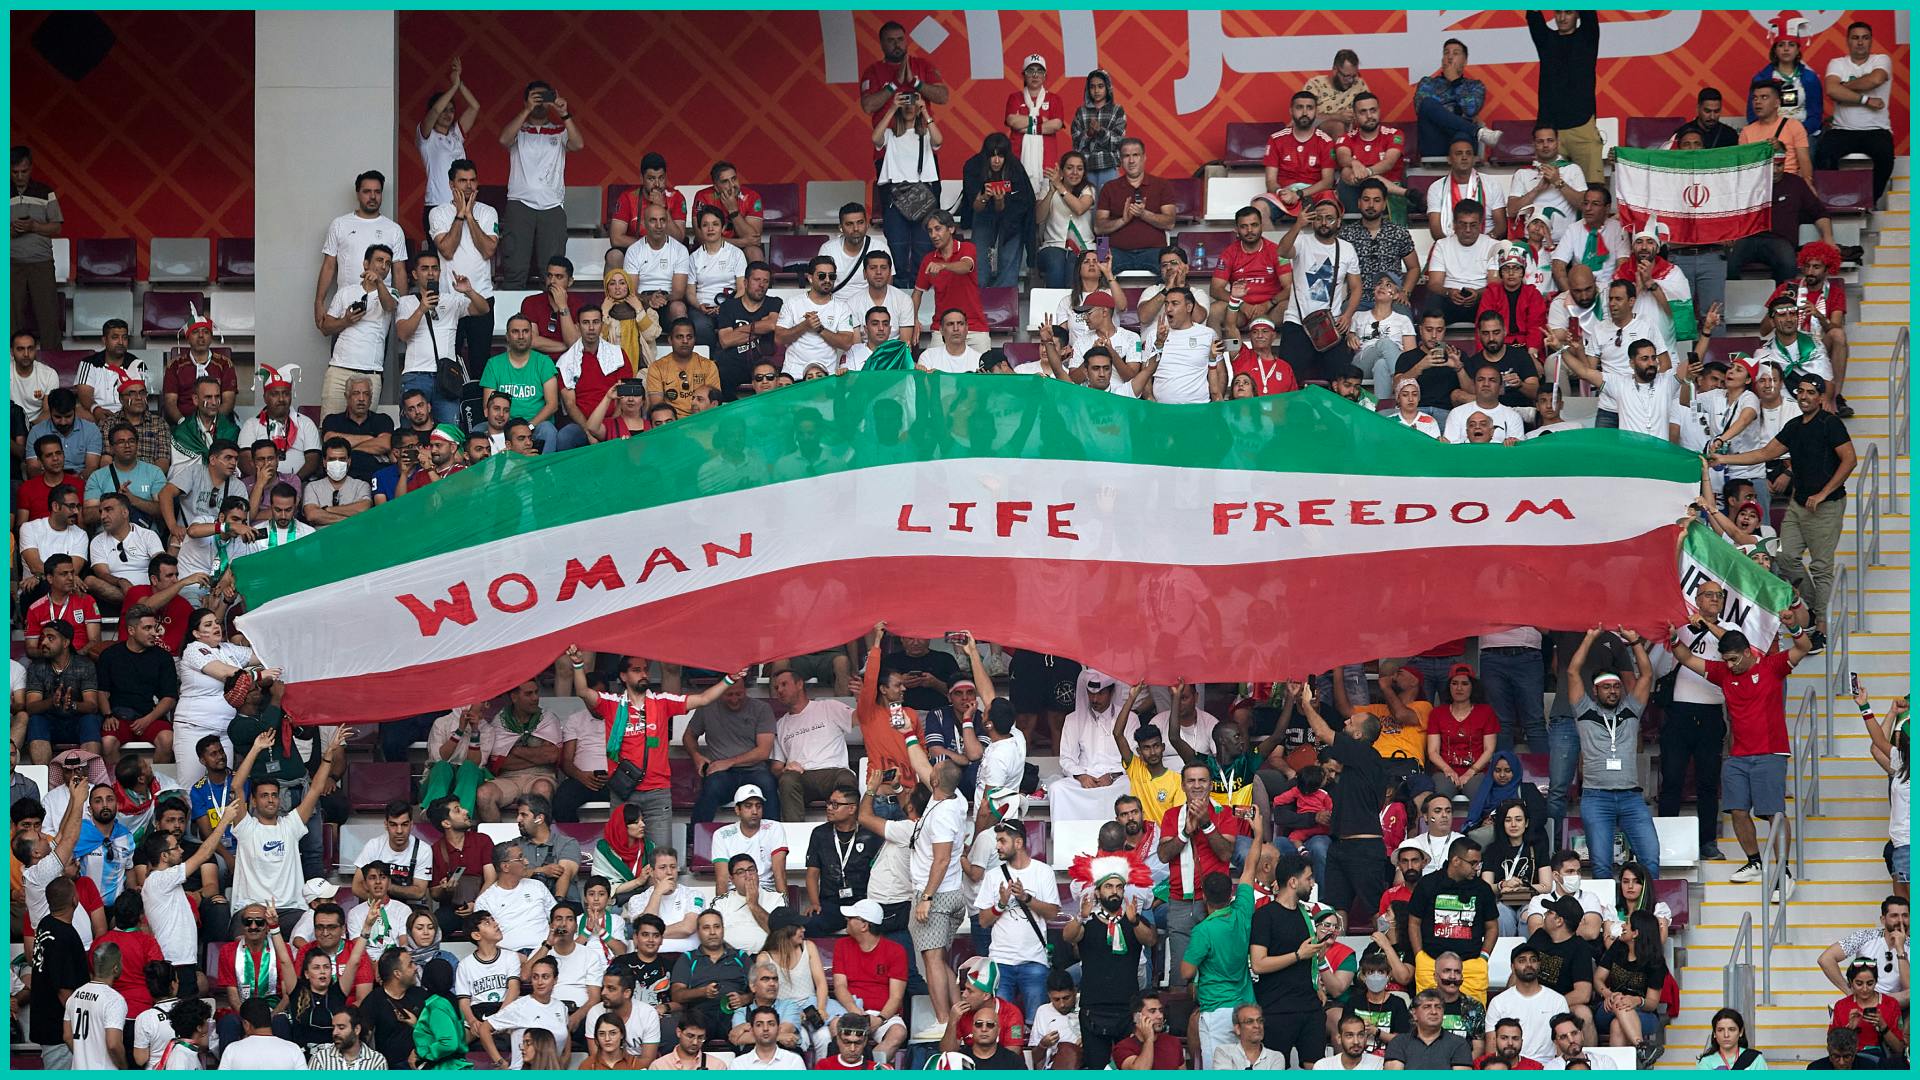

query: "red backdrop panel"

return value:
[395, 9, 1905, 226]
[10, 11, 255, 271]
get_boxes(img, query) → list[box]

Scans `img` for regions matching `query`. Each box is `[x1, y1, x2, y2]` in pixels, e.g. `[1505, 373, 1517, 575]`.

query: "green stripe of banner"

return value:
[232, 378, 1699, 606]
[1612, 141, 1774, 175]
[1682, 519, 1795, 612]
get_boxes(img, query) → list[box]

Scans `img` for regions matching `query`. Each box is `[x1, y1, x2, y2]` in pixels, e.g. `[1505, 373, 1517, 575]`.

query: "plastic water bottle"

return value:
[1194, 243, 1207, 270]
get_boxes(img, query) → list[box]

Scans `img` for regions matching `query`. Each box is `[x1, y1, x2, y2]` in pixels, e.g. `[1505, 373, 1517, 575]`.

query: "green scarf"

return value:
[171, 412, 240, 462]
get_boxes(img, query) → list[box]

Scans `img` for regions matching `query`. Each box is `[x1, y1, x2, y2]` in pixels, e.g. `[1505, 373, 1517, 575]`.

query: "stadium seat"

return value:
[1723, 279, 1775, 326]
[1623, 116, 1686, 150]
[492, 290, 536, 336]
[756, 183, 802, 233]
[564, 185, 603, 232]
[978, 287, 1019, 334]
[767, 233, 819, 278]
[1051, 819, 1101, 862]
[1405, 173, 1443, 202]
[52, 237, 70, 282]
[215, 237, 254, 284]
[805, 180, 870, 226]
[1701, 334, 1762, 368]
[1175, 230, 1234, 276]
[476, 822, 518, 844]
[1486, 936, 1522, 990]
[1653, 816, 1700, 870]
[1485, 120, 1536, 166]
[556, 822, 600, 847]
[142, 290, 208, 338]
[1816, 169, 1873, 213]
[1653, 878, 1689, 931]
[1223, 121, 1285, 167]
[1168, 177, 1204, 224]
[71, 289, 133, 337]
[565, 237, 611, 281]
[476, 184, 509, 215]
[41, 350, 91, 385]
[938, 179, 964, 216]
[688, 821, 721, 872]
[1516, 752, 1550, 789]
[676, 185, 704, 226]
[75, 239, 137, 284]
[348, 760, 412, 813]
[1204, 175, 1267, 223]
[208, 291, 255, 337]
[1593, 117, 1620, 156]
[149, 238, 211, 283]
[1001, 341, 1040, 367]
[1026, 287, 1071, 330]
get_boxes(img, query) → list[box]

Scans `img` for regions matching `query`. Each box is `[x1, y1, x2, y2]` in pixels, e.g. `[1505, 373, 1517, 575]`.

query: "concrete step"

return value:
[1680, 964, 1854, 995]
[1698, 878, 1894, 903]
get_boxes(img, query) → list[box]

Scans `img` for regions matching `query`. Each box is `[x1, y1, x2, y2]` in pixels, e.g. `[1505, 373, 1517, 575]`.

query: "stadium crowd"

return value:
[8, 10, 1909, 1073]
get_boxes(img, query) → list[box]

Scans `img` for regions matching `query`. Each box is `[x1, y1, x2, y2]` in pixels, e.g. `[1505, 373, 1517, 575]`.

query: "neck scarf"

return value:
[501, 705, 542, 741]
[1449, 172, 1487, 225]
[240, 940, 278, 1002]
[1579, 223, 1613, 274]
[406, 921, 444, 968]
[255, 408, 293, 452]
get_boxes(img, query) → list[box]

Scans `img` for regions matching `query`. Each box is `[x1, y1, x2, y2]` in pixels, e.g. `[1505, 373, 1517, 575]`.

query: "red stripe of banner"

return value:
[281, 529, 1685, 725]
[1618, 204, 1772, 246]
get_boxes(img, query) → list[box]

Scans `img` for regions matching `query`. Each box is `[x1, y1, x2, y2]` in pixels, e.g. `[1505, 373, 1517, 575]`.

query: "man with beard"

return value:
[235, 367, 320, 480]
[1210, 206, 1288, 338]
[160, 314, 237, 424]
[712, 262, 784, 396]
[1277, 192, 1362, 384]
[1340, 178, 1419, 304]
[1550, 186, 1626, 292]
[1474, 1016, 1538, 1068]
[1562, 334, 1683, 441]
[1334, 96, 1409, 214]
[1484, 942, 1567, 1064]
[1557, 277, 1671, 429]
[1612, 217, 1692, 355]
[1259, 91, 1336, 225]
[1545, 262, 1604, 351]
[74, 319, 150, 427]
[1763, 242, 1850, 414]
[1062, 856, 1158, 1069]
[1049, 672, 1130, 821]
[395, 248, 490, 424]
[1249, 853, 1330, 1065]
[857, 21, 951, 147]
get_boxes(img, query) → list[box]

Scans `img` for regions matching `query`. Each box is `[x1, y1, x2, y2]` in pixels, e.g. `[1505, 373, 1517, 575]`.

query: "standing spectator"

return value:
[1144, 287, 1226, 403]
[692, 161, 765, 266]
[496, 80, 581, 289]
[230, 738, 344, 931]
[318, 243, 398, 414]
[1556, 282, 1673, 432]
[872, 90, 943, 292]
[1663, 139, 1729, 333]
[1258, 92, 1336, 225]
[1749, 22, 1823, 146]
[416, 58, 479, 232]
[1567, 628, 1661, 880]
[1820, 22, 1895, 203]
[313, 171, 408, 347]
[958, 133, 1035, 289]
[429, 159, 500, 380]
[1233, 319, 1301, 397]
[1303, 50, 1370, 138]
[10, 147, 62, 343]
[1181, 841, 1263, 1068]
[974, 821, 1060, 1025]
[1032, 153, 1095, 289]
[1672, 88, 1741, 149]
[1299, 687, 1392, 927]
[1855, 687, 1910, 900]
[1525, 12, 1602, 180]
[1248, 853, 1328, 1066]
[1654, 585, 1733, 860]
[1005, 53, 1064, 190]
[1071, 69, 1126, 189]
[857, 20, 951, 161]
[32, 876, 90, 1069]
[1709, 373, 1854, 637]
[1094, 138, 1176, 273]
[1275, 193, 1361, 384]
[1739, 81, 1811, 180]
[913, 212, 989, 352]
[1414, 39, 1499, 160]
[685, 677, 780, 835]
[395, 248, 489, 425]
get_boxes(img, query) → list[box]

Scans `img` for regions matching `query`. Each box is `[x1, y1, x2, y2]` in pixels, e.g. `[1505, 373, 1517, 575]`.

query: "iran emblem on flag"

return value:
[1613, 142, 1775, 246]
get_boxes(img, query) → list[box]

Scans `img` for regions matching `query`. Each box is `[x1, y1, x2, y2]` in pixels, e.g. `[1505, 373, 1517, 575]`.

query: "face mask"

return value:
[325, 460, 350, 482]
[1099, 893, 1124, 913]
[1561, 873, 1582, 892]
[1363, 973, 1390, 993]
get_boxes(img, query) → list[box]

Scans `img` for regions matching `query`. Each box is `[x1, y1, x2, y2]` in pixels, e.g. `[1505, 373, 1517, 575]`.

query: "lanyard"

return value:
[1254, 356, 1284, 393]
[206, 776, 231, 827]
[831, 828, 857, 882]
[45, 593, 75, 627]
[153, 1040, 196, 1071]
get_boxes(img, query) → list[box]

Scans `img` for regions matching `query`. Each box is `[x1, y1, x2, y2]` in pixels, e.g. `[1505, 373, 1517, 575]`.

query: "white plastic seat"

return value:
[565, 238, 611, 281]
[805, 180, 870, 225]
[208, 290, 255, 337]
[1204, 175, 1268, 222]
[1027, 288, 1072, 330]
[492, 290, 535, 336]
[150, 238, 211, 283]
[71, 288, 133, 338]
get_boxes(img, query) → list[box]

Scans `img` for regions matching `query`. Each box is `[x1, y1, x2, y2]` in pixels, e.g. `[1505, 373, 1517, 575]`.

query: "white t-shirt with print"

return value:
[976, 857, 1056, 966]
[689, 244, 749, 307]
[710, 820, 790, 892]
[1505, 161, 1588, 243]
[418, 123, 467, 209]
[817, 234, 892, 295]
[65, 981, 128, 1070]
[321, 213, 407, 287]
[835, 285, 915, 348]
[454, 947, 523, 1008]
[1283, 233, 1361, 322]
[1352, 309, 1415, 350]
[507, 123, 569, 211]
[623, 238, 693, 294]
[229, 813, 309, 912]
[1151, 323, 1221, 404]
[919, 345, 981, 374]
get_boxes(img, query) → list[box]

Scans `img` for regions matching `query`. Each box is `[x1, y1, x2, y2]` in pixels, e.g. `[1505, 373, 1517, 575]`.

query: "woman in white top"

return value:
[684, 206, 748, 349]
[416, 59, 480, 233]
[1053, 247, 1129, 357]
[172, 609, 274, 789]
[1696, 358, 1768, 513]
[1350, 279, 1418, 399]
[757, 916, 831, 1054]
[1855, 681, 1909, 895]
[1033, 150, 1096, 289]
[1389, 379, 1444, 438]
[874, 91, 944, 291]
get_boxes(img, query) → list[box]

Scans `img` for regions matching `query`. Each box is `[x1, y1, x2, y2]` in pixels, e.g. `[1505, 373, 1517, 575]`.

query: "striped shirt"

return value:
[306, 1042, 390, 1070]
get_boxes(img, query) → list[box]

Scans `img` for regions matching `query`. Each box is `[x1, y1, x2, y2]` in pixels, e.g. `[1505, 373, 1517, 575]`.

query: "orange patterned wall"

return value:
[10, 11, 254, 270]
[395, 9, 1905, 226]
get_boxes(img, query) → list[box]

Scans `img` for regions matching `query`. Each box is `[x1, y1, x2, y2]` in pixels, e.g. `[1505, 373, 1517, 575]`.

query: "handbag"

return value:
[886, 131, 938, 222]
[1294, 238, 1345, 351]
[424, 301, 466, 401]
[604, 695, 655, 804]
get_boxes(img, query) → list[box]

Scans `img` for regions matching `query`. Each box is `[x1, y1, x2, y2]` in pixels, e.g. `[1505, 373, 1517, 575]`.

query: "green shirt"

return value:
[480, 351, 558, 421]
[1184, 881, 1255, 1011]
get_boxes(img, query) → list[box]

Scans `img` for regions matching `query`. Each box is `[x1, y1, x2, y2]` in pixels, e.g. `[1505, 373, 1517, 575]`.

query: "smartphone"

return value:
[1095, 237, 1110, 262]
[944, 631, 970, 645]
[1852, 672, 1863, 696]
[448, 867, 465, 884]
[348, 297, 368, 314]
[880, 767, 900, 784]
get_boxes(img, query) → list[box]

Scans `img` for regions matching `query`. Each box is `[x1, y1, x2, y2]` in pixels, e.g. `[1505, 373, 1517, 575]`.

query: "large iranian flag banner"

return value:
[1677, 520, 1796, 646]
[1613, 142, 1774, 245]
[233, 379, 1699, 724]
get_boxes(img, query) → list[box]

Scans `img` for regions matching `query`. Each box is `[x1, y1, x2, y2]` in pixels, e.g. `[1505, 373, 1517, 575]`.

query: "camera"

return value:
[348, 296, 368, 314]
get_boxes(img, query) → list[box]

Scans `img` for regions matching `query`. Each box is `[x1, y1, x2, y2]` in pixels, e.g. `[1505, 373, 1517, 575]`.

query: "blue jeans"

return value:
[1579, 787, 1661, 880]
[1545, 714, 1581, 832]
[1036, 245, 1076, 289]
[1480, 648, 1547, 750]
[1417, 97, 1481, 158]
[1087, 167, 1119, 191]
[399, 371, 461, 425]
[1409, 654, 1464, 706]
[1667, 249, 1728, 338]
[973, 219, 1025, 288]
[555, 422, 591, 452]
[380, 712, 434, 762]
[531, 419, 562, 455]
[883, 200, 935, 291]
[1111, 246, 1161, 274]
[1312, 666, 1370, 711]
[998, 960, 1050, 1025]
[1274, 834, 1331, 888]
[689, 764, 781, 846]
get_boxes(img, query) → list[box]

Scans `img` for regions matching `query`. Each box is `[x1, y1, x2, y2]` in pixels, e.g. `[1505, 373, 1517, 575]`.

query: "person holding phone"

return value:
[1832, 958, 1909, 1066]
[1092, 138, 1176, 273]
[496, 80, 582, 289]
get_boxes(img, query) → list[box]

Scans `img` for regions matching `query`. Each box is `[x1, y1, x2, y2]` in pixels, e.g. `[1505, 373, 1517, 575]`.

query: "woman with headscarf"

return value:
[598, 268, 658, 369]
[1047, 668, 1134, 822]
[1462, 749, 1547, 845]
[590, 801, 656, 904]
[403, 910, 455, 970]
[411, 957, 473, 1069]
[1071, 68, 1128, 189]
[959, 131, 1036, 288]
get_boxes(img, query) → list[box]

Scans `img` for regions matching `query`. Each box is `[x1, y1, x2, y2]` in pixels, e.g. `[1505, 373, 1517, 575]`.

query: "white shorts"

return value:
[1197, 1005, 1236, 1067]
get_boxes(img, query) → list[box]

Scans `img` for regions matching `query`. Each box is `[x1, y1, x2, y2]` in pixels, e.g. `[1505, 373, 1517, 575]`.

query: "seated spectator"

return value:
[1484, 942, 1567, 1065]
[18, 432, 83, 523]
[84, 420, 168, 533]
[1819, 897, 1909, 1009]
[24, 545, 99, 655]
[685, 675, 780, 835]
[1426, 138, 1506, 241]
[1593, 908, 1668, 1066]
[669, 908, 754, 1037]
[27, 388, 103, 480]
[1093, 138, 1176, 273]
[1257, 91, 1336, 225]
[1343, 946, 1414, 1056]
[1524, 849, 1608, 939]
[471, 682, 563, 821]
[1831, 960, 1908, 1068]
[160, 317, 237, 424]
[23, 619, 103, 763]
[1527, 896, 1598, 1042]
[1385, 987, 1474, 1068]
[644, 318, 724, 418]
[1386, 379, 1443, 437]
[1809, 1026, 1870, 1072]
[712, 852, 785, 953]
[1761, 242, 1848, 412]
[1697, 1007, 1767, 1070]
[768, 670, 856, 820]
[1550, 186, 1626, 293]
[1334, 99, 1410, 217]
[1425, 198, 1498, 325]
[1402, 793, 1465, 871]
[1479, 247, 1549, 357]
[1211, 206, 1289, 338]
[683, 207, 749, 346]
[1443, 364, 1525, 444]
[480, 315, 562, 453]
[1426, 665, 1499, 798]
[1351, 279, 1416, 398]
[1605, 862, 1673, 947]
[1480, 798, 1551, 937]
[919, 309, 983, 374]
[1413, 38, 1498, 160]
[692, 160, 766, 265]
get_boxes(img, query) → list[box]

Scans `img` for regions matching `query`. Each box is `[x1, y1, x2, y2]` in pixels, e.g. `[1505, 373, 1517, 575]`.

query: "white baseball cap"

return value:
[1022, 53, 1047, 72]
[731, 785, 766, 806]
[844, 899, 887, 926]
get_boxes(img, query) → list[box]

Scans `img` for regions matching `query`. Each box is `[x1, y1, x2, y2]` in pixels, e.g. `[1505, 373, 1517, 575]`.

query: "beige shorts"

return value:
[486, 769, 556, 802]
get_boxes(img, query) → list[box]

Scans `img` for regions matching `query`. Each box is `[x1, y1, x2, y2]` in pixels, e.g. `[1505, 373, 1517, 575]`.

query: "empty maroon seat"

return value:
[1817, 169, 1873, 213]
[142, 290, 208, 338]
[1168, 177, 1204, 223]
[671, 766, 699, 809]
[1624, 116, 1686, 150]
[1001, 342, 1040, 366]
[1485, 120, 1536, 166]
[41, 349, 90, 387]
[756, 183, 802, 232]
[75, 238, 137, 284]
[556, 822, 600, 846]
[1405, 173, 1442, 201]
[1024, 820, 1048, 862]
[980, 287, 1019, 333]
[688, 821, 722, 872]
[1654, 878, 1690, 929]
[1175, 230, 1235, 276]
[215, 237, 254, 284]
[1516, 752, 1551, 789]
[476, 184, 509, 214]
[348, 760, 412, 813]
[1224, 122, 1287, 168]
[767, 233, 820, 277]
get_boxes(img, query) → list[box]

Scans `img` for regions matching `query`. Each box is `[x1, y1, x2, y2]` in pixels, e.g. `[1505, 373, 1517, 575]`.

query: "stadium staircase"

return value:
[1664, 156, 1911, 1068]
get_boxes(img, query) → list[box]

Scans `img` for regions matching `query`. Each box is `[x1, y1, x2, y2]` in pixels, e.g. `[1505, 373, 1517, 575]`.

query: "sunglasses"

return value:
[243, 918, 268, 928]
[752, 373, 778, 382]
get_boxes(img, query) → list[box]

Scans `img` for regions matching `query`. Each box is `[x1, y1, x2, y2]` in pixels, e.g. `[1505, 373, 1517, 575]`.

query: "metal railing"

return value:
[1889, 326, 1908, 515]
[1825, 562, 1851, 755]
[1723, 911, 1758, 1019]
[1857, 444, 1884, 613]
[1745, 686, 1818, 1006]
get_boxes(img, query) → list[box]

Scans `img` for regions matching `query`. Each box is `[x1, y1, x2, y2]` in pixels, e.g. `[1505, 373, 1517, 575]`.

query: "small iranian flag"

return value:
[1613, 143, 1774, 245]
[1677, 520, 1795, 646]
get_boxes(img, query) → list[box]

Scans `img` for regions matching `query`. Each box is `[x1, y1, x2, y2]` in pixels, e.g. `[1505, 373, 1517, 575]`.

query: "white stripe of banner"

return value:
[1614, 160, 1769, 219]
[238, 459, 1695, 683]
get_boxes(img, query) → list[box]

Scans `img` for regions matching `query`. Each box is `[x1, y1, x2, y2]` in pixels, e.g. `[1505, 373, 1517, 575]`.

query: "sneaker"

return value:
[1774, 868, 1796, 902]
[1840, 244, 1865, 265]
[1478, 126, 1502, 146]
[1729, 857, 1762, 883]
[1837, 395, 1856, 419]
[1639, 1038, 1666, 1068]
[1807, 630, 1828, 655]
[1701, 843, 1726, 861]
